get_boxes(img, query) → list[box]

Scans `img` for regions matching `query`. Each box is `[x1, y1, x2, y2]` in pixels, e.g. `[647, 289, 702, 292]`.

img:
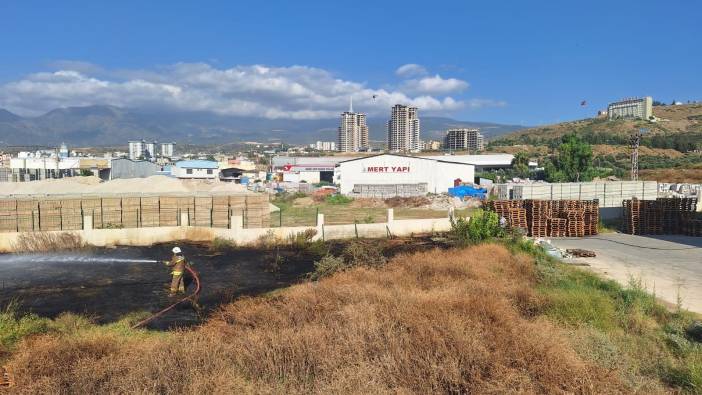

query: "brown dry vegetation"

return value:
[5, 244, 629, 394]
[640, 167, 702, 183]
[10, 232, 85, 253]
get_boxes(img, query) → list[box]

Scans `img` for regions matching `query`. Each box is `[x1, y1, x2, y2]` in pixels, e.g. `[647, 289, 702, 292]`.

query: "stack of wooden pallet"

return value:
[193, 196, 213, 227]
[245, 195, 270, 228]
[60, 199, 83, 230]
[583, 200, 599, 236]
[140, 197, 160, 227]
[525, 200, 549, 237]
[548, 217, 567, 237]
[121, 197, 141, 228]
[566, 210, 585, 237]
[16, 200, 39, 231]
[39, 200, 62, 231]
[622, 197, 698, 236]
[212, 196, 230, 228]
[508, 207, 527, 232]
[622, 198, 642, 235]
[158, 197, 178, 226]
[101, 198, 122, 228]
[81, 198, 102, 228]
[0, 200, 17, 233]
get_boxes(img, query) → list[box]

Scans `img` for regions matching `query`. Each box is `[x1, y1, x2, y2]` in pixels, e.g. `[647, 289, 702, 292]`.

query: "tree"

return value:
[545, 133, 593, 182]
[511, 151, 530, 178]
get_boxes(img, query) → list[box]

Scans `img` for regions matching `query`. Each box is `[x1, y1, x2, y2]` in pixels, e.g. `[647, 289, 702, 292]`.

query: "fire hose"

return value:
[131, 265, 201, 329]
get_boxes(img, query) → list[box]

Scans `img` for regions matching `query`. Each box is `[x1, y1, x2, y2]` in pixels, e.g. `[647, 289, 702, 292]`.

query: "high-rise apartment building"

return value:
[128, 140, 145, 160]
[161, 142, 176, 158]
[607, 97, 653, 120]
[129, 140, 174, 160]
[444, 128, 485, 151]
[338, 99, 369, 152]
[387, 104, 420, 152]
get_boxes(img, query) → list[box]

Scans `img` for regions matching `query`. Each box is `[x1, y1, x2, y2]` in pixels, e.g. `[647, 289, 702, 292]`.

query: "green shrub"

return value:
[0, 305, 52, 350]
[325, 194, 353, 205]
[450, 209, 504, 245]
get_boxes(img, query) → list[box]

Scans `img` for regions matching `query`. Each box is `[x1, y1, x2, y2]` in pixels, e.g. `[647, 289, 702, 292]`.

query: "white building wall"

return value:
[171, 167, 219, 179]
[338, 155, 474, 195]
[282, 171, 321, 183]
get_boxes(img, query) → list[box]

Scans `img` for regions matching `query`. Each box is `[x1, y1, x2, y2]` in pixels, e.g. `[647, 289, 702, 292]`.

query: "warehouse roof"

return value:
[419, 153, 514, 167]
[175, 160, 219, 169]
[337, 153, 474, 166]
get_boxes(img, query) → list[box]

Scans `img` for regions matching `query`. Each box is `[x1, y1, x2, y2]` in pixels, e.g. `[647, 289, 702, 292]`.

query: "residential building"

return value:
[161, 142, 175, 158]
[338, 99, 368, 152]
[171, 160, 219, 179]
[387, 104, 420, 152]
[128, 140, 145, 160]
[313, 141, 337, 151]
[444, 128, 485, 151]
[607, 96, 653, 120]
[129, 140, 175, 160]
[144, 142, 156, 159]
[422, 140, 442, 151]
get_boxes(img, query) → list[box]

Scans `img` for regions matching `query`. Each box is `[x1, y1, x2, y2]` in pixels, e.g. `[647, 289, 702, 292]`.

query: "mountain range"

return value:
[0, 105, 526, 147]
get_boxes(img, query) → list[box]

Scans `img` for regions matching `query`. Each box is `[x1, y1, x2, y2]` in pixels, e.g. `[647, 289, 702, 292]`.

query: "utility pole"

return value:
[630, 128, 647, 181]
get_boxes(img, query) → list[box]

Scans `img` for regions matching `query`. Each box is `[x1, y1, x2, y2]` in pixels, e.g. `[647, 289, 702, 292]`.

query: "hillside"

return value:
[488, 104, 702, 182]
[492, 103, 702, 148]
[0, 105, 525, 147]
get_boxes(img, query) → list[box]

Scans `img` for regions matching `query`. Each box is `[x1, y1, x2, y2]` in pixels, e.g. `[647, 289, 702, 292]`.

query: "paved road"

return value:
[549, 234, 702, 314]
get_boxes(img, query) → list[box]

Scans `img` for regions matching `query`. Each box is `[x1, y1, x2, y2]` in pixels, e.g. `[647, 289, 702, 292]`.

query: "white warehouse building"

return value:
[337, 154, 474, 197]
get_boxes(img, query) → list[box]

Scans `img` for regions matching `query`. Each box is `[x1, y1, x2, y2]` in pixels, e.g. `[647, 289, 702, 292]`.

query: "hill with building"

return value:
[0, 105, 525, 147]
[492, 103, 702, 148]
[487, 103, 702, 181]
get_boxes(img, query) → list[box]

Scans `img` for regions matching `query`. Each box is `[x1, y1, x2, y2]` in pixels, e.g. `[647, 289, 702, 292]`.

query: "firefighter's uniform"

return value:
[165, 250, 187, 295]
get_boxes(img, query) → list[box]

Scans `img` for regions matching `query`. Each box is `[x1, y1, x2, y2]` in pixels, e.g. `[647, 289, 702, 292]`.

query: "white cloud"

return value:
[0, 63, 503, 118]
[401, 74, 469, 95]
[395, 63, 427, 78]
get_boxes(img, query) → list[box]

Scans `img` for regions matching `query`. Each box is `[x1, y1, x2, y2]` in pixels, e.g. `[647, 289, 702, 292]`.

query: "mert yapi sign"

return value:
[363, 165, 410, 173]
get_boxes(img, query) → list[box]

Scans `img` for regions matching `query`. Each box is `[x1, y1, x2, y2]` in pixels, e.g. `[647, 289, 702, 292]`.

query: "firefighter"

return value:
[164, 246, 187, 296]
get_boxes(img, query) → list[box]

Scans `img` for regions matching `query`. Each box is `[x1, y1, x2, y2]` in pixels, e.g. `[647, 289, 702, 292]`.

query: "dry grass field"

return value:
[2, 242, 700, 393]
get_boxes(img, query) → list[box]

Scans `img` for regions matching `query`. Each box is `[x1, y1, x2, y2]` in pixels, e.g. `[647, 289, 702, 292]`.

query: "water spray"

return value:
[0, 255, 159, 265]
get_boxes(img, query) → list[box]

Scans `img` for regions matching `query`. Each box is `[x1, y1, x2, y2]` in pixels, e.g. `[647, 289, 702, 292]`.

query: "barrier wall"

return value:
[498, 181, 658, 208]
[0, 211, 452, 252]
[0, 193, 269, 233]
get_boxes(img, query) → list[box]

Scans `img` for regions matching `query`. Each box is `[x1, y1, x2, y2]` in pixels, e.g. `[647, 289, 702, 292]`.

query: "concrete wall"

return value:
[502, 181, 658, 208]
[0, 209, 452, 252]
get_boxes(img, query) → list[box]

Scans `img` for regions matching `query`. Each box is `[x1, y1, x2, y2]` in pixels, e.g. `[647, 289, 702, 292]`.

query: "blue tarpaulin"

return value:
[448, 185, 487, 199]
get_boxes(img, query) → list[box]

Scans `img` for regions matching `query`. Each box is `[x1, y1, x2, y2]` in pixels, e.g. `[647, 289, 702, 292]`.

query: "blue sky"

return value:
[1, 0, 700, 125]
